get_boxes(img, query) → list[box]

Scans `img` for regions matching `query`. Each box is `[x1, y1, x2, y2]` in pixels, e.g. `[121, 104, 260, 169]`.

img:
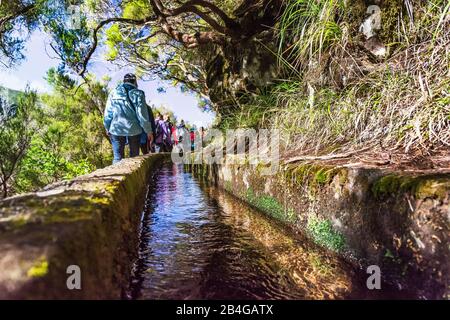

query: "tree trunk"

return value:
[1, 180, 8, 200]
[205, 1, 283, 112]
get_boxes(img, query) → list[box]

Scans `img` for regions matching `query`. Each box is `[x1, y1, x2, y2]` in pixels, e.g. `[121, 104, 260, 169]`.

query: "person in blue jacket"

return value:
[104, 73, 154, 164]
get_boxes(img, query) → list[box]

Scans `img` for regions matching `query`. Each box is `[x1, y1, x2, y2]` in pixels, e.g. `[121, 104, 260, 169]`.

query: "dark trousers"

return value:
[140, 143, 152, 155]
[111, 134, 140, 164]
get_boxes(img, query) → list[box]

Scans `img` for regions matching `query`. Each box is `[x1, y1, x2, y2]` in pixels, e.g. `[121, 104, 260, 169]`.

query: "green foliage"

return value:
[307, 216, 345, 252]
[105, 24, 122, 60]
[384, 249, 395, 259]
[0, 89, 38, 198]
[152, 105, 177, 122]
[240, 0, 448, 156]
[0, 1, 43, 65]
[99, 0, 212, 105]
[15, 142, 94, 193]
[235, 57, 449, 155]
[312, 168, 340, 187]
[44, 19, 92, 73]
[122, 0, 151, 19]
[217, 86, 279, 131]
[45, 67, 77, 89]
[278, 0, 345, 71]
[12, 69, 111, 195]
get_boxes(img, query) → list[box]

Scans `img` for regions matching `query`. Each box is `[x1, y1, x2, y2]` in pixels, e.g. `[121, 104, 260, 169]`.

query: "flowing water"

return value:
[128, 163, 394, 300]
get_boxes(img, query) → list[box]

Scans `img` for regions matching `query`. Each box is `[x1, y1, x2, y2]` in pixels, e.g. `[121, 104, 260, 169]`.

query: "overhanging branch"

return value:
[162, 0, 239, 31]
[0, 4, 35, 32]
[78, 15, 158, 77]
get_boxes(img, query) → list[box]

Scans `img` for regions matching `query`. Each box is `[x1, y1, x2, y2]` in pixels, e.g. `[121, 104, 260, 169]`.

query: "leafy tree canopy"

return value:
[1, 0, 282, 110]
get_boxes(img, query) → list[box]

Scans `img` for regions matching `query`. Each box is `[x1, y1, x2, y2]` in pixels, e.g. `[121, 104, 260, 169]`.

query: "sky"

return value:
[0, 31, 216, 128]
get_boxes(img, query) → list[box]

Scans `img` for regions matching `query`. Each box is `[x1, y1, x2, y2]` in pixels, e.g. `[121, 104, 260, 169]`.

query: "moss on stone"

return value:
[105, 182, 120, 194]
[314, 168, 330, 185]
[0, 154, 169, 299]
[20, 194, 106, 225]
[414, 179, 450, 200]
[308, 252, 335, 276]
[307, 216, 345, 252]
[378, 0, 404, 44]
[246, 188, 296, 223]
[27, 259, 49, 278]
[202, 165, 210, 178]
[283, 163, 313, 187]
[338, 168, 348, 185]
[371, 174, 415, 197]
[43, 211, 94, 224]
[283, 164, 342, 193]
[313, 167, 341, 186]
[9, 216, 29, 228]
[88, 196, 111, 206]
[372, 174, 450, 200]
[224, 181, 233, 192]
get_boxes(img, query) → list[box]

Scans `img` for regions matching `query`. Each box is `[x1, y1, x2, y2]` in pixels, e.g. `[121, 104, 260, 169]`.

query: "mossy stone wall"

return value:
[189, 161, 449, 299]
[0, 154, 169, 299]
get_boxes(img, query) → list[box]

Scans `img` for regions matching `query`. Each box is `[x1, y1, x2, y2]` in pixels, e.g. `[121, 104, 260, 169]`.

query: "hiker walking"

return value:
[164, 114, 174, 152]
[155, 113, 173, 152]
[177, 120, 188, 144]
[104, 73, 154, 164]
[190, 128, 195, 151]
[168, 117, 178, 146]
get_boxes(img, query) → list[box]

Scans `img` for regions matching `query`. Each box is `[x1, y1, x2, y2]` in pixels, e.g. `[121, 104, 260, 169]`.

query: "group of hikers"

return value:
[103, 73, 201, 164]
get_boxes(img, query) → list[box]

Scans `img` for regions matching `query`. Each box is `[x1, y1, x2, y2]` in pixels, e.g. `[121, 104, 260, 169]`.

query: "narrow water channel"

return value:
[128, 163, 396, 300]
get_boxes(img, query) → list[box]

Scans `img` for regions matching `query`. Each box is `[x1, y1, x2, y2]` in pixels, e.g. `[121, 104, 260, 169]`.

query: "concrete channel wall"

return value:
[0, 154, 168, 299]
[189, 162, 450, 299]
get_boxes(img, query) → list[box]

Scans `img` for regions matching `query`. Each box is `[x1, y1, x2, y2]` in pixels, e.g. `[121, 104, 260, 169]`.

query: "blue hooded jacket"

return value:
[104, 83, 153, 136]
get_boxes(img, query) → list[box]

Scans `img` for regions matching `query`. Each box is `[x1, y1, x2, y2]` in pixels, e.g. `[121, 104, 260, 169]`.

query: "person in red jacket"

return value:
[169, 117, 178, 145]
[190, 128, 195, 151]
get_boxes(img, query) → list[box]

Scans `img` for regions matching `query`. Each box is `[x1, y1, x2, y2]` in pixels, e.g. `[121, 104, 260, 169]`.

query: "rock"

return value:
[364, 36, 387, 58]
[359, 5, 382, 39]
[359, 3, 387, 59]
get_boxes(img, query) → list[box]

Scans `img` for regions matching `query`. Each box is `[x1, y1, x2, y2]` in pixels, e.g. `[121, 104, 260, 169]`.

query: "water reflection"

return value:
[129, 164, 371, 300]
